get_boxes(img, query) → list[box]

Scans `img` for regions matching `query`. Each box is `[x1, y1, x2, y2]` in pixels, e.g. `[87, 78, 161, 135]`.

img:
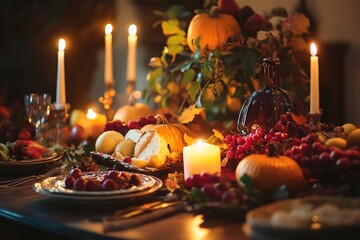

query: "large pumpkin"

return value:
[113, 103, 153, 124]
[141, 114, 192, 153]
[235, 144, 304, 194]
[187, 6, 241, 53]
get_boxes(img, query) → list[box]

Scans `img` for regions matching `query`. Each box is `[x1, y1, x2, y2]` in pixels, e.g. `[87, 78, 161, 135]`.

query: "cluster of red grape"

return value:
[224, 114, 302, 165]
[185, 172, 245, 205]
[284, 133, 360, 186]
[104, 120, 129, 136]
[104, 115, 157, 136]
[64, 169, 142, 191]
[128, 115, 157, 130]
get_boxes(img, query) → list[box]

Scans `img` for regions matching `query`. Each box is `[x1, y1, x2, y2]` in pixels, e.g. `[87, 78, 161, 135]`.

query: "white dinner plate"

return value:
[33, 171, 162, 202]
[246, 196, 360, 240]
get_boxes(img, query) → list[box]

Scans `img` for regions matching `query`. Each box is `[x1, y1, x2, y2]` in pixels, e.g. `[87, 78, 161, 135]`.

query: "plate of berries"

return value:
[33, 169, 162, 201]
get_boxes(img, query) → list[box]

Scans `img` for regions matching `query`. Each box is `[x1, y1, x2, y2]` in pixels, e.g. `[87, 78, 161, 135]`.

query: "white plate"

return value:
[33, 173, 162, 201]
[246, 196, 360, 240]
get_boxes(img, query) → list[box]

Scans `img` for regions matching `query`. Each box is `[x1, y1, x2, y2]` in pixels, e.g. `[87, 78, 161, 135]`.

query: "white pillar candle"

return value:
[104, 24, 114, 86]
[56, 38, 66, 109]
[183, 140, 221, 180]
[127, 24, 137, 83]
[310, 42, 319, 114]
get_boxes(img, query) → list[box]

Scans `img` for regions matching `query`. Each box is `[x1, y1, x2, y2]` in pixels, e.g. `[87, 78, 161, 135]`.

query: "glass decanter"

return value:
[237, 57, 308, 135]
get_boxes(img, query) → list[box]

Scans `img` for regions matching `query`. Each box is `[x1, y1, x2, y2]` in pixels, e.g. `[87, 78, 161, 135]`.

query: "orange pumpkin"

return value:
[141, 114, 192, 153]
[187, 6, 241, 53]
[113, 103, 153, 124]
[235, 144, 304, 194]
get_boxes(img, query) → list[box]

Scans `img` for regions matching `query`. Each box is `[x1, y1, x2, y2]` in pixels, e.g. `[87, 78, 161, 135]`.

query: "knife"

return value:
[103, 201, 183, 232]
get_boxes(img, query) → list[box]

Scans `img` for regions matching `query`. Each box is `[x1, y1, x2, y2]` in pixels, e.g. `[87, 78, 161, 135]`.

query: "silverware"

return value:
[0, 167, 62, 189]
[103, 201, 184, 232]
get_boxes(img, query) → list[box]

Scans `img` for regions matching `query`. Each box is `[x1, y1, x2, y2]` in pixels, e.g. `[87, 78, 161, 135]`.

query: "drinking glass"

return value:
[24, 93, 52, 142]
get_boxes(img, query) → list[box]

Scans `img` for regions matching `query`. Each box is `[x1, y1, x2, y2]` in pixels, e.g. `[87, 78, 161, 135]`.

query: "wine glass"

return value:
[24, 93, 52, 142]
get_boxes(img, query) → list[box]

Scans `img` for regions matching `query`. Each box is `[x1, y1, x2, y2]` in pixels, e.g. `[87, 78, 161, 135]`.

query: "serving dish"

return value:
[246, 196, 360, 240]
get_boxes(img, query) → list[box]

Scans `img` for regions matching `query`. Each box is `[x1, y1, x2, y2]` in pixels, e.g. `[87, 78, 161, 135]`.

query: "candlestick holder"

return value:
[308, 109, 323, 131]
[99, 83, 116, 120]
[50, 103, 70, 148]
[125, 81, 135, 97]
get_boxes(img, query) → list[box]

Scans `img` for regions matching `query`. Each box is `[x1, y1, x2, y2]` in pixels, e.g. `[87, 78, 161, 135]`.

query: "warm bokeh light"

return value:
[133, 90, 142, 99]
[310, 42, 317, 56]
[105, 24, 113, 35]
[58, 38, 66, 51]
[128, 24, 137, 36]
[87, 108, 96, 120]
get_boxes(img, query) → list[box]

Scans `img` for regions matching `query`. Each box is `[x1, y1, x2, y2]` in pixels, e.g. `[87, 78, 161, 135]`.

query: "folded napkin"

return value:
[103, 201, 183, 232]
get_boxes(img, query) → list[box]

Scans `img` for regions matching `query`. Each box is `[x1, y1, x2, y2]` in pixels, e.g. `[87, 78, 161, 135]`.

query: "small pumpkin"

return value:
[235, 144, 304, 194]
[141, 114, 192, 153]
[113, 94, 153, 124]
[187, 6, 241, 53]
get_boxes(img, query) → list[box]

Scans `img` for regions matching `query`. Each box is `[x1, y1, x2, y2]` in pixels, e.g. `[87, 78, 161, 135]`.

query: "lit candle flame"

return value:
[105, 24, 113, 35]
[58, 38, 66, 51]
[87, 108, 96, 120]
[310, 43, 317, 56]
[128, 24, 137, 36]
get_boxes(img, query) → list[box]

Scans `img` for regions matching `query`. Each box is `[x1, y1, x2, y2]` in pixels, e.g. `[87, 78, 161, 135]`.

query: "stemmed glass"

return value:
[24, 93, 52, 142]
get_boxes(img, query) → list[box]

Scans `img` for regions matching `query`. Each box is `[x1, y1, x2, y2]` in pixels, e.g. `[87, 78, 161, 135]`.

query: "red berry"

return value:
[107, 170, 120, 180]
[138, 117, 148, 128]
[146, 115, 157, 125]
[200, 172, 213, 185]
[236, 136, 245, 145]
[185, 177, 193, 188]
[101, 178, 118, 191]
[123, 156, 132, 163]
[201, 184, 215, 198]
[319, 152, 331, 165]
[73, 178, 87, 191]
[64, 175, 75, 189]
[70, 168, 82, 179]
[226, 151, 235, 160]
[85, 178, 99, 191]
[128, 120, 139, 129]
[336, 158, 351, 172]
[299, 143, 311, 156]
[191, 174, 202, 188]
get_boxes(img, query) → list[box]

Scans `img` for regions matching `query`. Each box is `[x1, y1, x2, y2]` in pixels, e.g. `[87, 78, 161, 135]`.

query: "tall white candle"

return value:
[56, 38, 66, 109]
[183, 140, 221, 180]
[310, 43, 319, 114]
[104, 24, 114, 86]
[127, 24, 137, 83]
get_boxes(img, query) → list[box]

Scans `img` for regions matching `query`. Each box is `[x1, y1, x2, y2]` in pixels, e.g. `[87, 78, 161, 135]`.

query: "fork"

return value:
[0, 167, 63, 189]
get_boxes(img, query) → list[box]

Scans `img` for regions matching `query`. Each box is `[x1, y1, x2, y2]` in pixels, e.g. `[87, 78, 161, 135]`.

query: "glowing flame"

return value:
[310, 43, 317, 56]
[58, 38, 66, 51]
[105, 24, 113, 35]
[128, 24, 137, 36]
[87, 108, 96, 120]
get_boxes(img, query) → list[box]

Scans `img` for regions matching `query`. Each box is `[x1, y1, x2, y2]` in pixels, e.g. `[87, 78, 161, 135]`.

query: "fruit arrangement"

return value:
[222, 113, 360, 192]
[0, 139, 47, 161]
[64, 168, 142, 191]
[93, 114, 190, 170]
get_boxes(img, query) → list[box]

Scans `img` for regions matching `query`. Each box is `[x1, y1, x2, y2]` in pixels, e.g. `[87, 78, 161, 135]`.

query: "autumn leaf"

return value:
[178, 105, 205, 124]
[184, 133, 196, 145]
[206, 129, 228, 149]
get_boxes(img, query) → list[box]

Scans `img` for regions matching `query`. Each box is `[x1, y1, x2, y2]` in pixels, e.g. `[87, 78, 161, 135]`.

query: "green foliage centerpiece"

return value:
[144, 1, 311, 125]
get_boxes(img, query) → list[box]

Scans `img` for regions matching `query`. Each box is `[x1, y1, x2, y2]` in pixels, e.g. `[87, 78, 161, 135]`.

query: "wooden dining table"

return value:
[0, 168, 250, 240]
